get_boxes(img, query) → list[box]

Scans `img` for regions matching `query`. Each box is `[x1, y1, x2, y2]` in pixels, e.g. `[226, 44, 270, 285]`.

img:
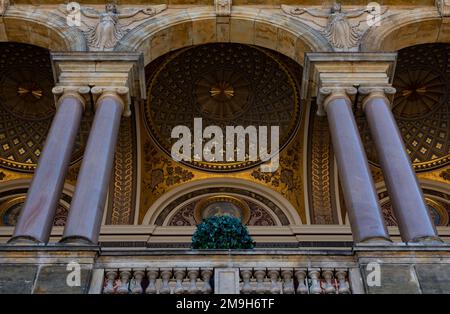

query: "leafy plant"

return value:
[192, 215, 255, 249]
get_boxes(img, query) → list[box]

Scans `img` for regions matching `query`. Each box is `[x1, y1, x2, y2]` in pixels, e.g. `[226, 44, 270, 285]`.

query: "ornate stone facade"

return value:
[0, 0, 449, 295]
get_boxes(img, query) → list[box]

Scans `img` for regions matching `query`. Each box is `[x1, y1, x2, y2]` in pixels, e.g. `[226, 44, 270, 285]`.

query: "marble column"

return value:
[9, 90, 87, 244]
[323, 89, 390, 243]
[362, 89, 441, 243]
[61, 91, 124, 244]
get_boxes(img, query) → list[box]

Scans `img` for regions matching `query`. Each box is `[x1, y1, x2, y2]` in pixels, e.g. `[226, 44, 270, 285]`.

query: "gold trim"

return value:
[426, 197, 449, 226]
[0, 196, 26, 226]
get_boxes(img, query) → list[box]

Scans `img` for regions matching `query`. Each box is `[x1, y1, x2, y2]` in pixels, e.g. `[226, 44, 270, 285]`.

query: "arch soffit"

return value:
[115, 7, 331, 66]
[1, 8, 87, 51]
[361, 8, 448, 52]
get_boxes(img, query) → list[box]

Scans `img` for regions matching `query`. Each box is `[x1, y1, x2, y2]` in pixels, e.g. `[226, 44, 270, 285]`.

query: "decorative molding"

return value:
[106, 114, 137, 225]
[307, 103, 337, 225]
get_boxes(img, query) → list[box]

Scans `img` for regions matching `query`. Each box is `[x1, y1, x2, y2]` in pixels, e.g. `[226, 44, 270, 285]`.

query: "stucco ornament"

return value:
[215, 0, 232, 17]
[62, 2, 167, 51]
[436, 0, 450, 16]
[0, 0, 9, 16]
[281, 3, 387, 52]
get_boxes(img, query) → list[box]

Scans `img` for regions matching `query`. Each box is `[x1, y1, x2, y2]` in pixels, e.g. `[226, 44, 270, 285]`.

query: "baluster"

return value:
[309, 269, 323, 294]
[103, 270, 118, 294]
[335, 269, 350, 294]
[281, 269, 295, 294]
[254, 269, 267, 294]
[294, 269, 308, 294]
[117, 269, 131, 294]
[240, 268, 253, 294]
[267, 269, 281, 294]
[201, 269, 213, 294]
[187, 269, 200, 294]
[160, 268, 173, 294]
[130, 270, 145, 294]
[145, 268, 159, 294]
[322, 269, 336, 294]
[174, 268, 186, 294]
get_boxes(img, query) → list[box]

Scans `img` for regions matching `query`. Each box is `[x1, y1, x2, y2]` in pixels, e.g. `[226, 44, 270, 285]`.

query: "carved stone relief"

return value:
[281, 3, 388, 52]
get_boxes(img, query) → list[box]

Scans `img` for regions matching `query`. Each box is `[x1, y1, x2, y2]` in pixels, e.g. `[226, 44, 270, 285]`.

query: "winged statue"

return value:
[282, 3, 388, 51]
[62, 2, 167, 51]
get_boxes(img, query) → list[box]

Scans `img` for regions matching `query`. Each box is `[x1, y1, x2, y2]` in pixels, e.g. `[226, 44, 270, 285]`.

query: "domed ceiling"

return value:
[358, 43, 450, 171]
[143, 43, 302, 172]
[0, 43, 91, 172]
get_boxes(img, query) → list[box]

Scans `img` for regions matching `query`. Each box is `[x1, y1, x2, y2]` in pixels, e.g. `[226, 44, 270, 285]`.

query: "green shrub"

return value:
[192, 215, 255, 249]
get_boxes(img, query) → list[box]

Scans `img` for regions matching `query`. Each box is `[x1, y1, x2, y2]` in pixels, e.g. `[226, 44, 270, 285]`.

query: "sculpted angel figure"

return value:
[284, 3, 378, 51]
[80, 2, 165, 50]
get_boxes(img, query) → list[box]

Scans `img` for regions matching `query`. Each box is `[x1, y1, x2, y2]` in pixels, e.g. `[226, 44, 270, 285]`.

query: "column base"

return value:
[7, 236, 43, 246]
[59, 236, 95, 246]
[359, 237, 392, 245]
[407, 236, 445, 245]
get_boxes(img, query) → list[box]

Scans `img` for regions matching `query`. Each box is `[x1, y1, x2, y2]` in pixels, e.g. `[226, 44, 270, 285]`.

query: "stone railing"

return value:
[100, 267, 351, 294]
[239, 268, 350, 294]
[102, 268, 213, 294]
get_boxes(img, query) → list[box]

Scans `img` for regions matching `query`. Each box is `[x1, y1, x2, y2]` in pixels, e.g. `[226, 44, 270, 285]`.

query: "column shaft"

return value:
[10, 95, 84, 243]
[364, 96, 440, 242]
[61, 95, 123, 244]
[326, 97, 390, 243]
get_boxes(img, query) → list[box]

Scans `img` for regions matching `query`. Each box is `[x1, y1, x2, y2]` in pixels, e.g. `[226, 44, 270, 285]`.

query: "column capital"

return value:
[91, 87, 130, 117]
[302, 52, 397, 116]
[51, 52, 146, 117]
[317, 86, 357, 116]
[52, 86, 91, 110]
[358, 86, 397, 111]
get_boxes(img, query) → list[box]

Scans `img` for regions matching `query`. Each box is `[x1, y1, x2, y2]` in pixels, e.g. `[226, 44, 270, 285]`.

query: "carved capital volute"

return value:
[52, 86, 91, 110]
[51, 52, 146, 118]
[318, 86, 357, 116]
[91, 86, 130, 117]
[359, 86, 397, 111]
[302, 52, 397, 115]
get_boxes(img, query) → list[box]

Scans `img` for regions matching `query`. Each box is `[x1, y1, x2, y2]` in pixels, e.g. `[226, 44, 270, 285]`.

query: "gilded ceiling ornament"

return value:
[144, 43, 301, 172]
[0, 43, 92, 172]
[61, 2, 167, 51]
[440, 169, 450, 181]
[281, 3, 387, 52]
[357, 44, 450, 172]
